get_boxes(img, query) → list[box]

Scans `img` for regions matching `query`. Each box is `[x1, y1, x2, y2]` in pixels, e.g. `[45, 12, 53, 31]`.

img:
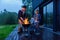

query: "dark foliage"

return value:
[0, 10, 18, 25]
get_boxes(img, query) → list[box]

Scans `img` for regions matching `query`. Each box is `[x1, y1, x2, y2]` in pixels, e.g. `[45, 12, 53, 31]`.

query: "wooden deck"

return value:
[5, 25, 60, 40]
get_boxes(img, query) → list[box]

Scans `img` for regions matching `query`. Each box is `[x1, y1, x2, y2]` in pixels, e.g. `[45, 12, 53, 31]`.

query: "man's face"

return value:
[22, 8, 26, 12]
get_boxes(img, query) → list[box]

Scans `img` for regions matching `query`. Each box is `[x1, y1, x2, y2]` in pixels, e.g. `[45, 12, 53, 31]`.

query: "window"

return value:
[43, 2, 53, 28]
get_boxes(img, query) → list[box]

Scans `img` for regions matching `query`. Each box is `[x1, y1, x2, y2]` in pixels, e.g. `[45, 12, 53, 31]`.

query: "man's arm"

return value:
[20, 17, 24, 23]
[18, 10, 24, 24]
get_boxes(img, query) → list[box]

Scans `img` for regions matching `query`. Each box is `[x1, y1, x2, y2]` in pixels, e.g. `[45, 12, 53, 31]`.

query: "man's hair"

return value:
[22, 5, 27, 8]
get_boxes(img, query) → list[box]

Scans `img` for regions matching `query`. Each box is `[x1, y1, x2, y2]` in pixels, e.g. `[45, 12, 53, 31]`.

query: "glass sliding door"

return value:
[43, 2, 53, 28]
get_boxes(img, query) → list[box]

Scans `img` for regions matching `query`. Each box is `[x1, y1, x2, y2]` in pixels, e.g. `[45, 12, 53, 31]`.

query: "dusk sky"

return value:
[0, 0, 53, 13]
[0, 0, 23, 13]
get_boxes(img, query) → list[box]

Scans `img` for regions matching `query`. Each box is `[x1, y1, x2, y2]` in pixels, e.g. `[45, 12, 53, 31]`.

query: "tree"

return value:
[0, 10, 18, 25]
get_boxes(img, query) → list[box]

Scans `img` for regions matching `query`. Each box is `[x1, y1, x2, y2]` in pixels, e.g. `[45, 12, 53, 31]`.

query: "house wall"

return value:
[53, 0, 60, 31]
[32, 0, 43, 10]
[32, 0, 60, 31]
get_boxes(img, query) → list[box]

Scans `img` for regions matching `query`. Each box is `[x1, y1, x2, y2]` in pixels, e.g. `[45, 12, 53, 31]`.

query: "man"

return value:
[18, 6, 27, 33]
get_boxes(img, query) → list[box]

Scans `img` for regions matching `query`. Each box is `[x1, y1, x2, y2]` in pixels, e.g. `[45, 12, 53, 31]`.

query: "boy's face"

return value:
[35, 11, 39, 14]
[22, 8, 26, 12]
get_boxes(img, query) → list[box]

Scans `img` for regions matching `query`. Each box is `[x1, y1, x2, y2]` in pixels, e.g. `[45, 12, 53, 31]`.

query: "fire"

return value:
[24, 18, 29, 24]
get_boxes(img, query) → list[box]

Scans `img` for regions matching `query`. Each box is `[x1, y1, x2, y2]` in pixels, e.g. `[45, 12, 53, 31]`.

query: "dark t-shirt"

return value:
[18, 10, 28, 20]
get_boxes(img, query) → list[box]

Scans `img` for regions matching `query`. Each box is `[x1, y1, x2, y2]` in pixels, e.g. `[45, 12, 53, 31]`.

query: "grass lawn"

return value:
[0, 25, 17, 40]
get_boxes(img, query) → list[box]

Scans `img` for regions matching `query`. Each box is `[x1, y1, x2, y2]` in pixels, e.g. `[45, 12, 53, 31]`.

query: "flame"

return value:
[24, 18, 29, 24]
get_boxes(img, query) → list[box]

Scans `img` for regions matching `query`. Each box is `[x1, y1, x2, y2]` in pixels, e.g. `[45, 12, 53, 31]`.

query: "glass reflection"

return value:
[43, 2, 53, 28]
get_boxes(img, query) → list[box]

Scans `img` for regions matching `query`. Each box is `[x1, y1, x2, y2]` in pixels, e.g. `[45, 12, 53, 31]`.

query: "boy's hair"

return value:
[22, 5, 27, 8]
[36, 10, 39, 12]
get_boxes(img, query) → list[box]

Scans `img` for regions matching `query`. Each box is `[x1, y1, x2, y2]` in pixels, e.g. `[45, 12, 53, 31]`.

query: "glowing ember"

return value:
[24, 18, 29, 24]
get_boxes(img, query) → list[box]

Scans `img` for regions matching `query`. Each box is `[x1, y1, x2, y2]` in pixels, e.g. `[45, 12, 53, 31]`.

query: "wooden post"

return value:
[39, 6, 43, 25]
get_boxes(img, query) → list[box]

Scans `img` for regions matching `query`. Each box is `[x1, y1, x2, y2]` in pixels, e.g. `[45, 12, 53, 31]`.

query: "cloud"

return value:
[0, 0, 23, 13]
[1, 0, 22, 5]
